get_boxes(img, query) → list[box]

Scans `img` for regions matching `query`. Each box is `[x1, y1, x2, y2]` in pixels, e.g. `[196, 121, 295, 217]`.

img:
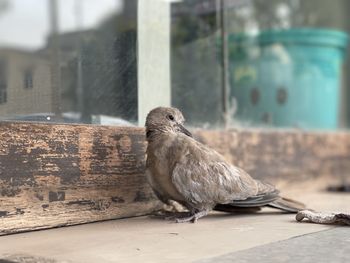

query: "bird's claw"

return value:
[174, 210, 208, 223]
[175, 215, 197, 223]
[150, 210, 191, 221]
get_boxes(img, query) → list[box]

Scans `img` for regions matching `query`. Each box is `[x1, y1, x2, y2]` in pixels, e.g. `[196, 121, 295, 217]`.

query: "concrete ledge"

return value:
[0, 191, 348, 263]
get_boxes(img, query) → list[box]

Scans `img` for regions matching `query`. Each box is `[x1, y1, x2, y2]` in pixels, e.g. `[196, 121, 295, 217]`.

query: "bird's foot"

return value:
[151, 210, 191, 221]
[175, 210, 208, 223]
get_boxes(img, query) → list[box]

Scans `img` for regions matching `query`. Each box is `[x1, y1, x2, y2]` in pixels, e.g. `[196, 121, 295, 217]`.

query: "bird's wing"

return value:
[171, 139, 275, 206]
[145, 169, 170, 204]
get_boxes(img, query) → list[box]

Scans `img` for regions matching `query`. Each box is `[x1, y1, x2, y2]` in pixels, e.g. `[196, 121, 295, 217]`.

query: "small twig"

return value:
[296, 210, 350, 226]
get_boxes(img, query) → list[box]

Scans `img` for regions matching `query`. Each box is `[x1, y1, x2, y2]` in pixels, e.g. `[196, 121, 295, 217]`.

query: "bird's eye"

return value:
[167, 114, 175, 121]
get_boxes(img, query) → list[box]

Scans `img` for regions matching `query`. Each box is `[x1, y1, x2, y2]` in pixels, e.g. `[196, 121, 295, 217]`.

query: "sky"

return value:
[0, 0, 122, 50]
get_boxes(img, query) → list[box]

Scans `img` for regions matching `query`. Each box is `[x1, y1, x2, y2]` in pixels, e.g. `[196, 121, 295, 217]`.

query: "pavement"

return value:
[0, 191, 349, 263]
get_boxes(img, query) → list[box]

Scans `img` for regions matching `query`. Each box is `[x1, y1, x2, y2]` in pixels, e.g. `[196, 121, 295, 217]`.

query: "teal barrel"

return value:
[229, 28, 349, 129]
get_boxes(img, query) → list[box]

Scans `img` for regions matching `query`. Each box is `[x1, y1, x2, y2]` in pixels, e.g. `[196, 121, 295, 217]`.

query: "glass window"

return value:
[0, 0, 137, 124]
[23, 68, 34, 89]
[0, 0, 349, 130]
[0, 90, 6, 104]
[223, 0, 350, 129]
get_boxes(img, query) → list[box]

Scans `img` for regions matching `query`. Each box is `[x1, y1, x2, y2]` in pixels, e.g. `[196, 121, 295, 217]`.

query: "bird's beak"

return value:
[177, 123, 192, 137]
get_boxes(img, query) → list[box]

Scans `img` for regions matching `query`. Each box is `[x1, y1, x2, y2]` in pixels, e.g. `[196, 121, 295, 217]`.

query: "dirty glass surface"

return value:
[224, 0, 350, 130]
[0, 0, 349, 129]
[0, 0, 137, 125]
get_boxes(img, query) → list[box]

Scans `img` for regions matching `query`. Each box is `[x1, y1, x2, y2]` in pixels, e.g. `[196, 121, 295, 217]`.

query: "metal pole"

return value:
[219, 0, 230, 128]
[48, 0, 62, 119]
[75, 0, 84, 121]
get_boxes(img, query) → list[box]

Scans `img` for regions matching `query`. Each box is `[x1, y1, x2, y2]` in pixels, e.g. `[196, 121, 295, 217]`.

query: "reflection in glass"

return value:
[171, 0, 222, 127]
[0, 0, 137, 124]
[0, 0, 349, 130]
[223, 0, 350, 129]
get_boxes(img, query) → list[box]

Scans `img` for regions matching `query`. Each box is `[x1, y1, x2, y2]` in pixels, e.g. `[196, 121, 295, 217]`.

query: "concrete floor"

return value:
[0, 192, 349, 263]
[200, 227, 350, 263]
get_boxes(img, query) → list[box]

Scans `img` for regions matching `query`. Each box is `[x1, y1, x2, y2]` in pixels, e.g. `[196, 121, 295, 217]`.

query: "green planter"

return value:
[229, 28, 349, 129]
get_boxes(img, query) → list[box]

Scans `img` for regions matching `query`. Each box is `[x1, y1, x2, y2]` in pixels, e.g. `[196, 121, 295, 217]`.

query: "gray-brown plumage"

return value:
[145, 107, 305, 223]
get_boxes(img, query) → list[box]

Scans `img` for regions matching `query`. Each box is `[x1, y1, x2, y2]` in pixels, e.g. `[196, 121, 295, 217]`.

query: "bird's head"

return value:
[145, 107, 192, 139]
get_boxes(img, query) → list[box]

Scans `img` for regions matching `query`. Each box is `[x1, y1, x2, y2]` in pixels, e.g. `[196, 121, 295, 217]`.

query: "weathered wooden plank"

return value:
[0, 122, 160, 235]
[1, 123, 350, 235]
[195, 129, 350, 187]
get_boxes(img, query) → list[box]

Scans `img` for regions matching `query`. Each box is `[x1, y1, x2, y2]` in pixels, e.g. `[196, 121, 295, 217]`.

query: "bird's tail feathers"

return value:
[214, 195, 306, 214]
[267, 197, 306, 213]
[226, 189, 280, 207]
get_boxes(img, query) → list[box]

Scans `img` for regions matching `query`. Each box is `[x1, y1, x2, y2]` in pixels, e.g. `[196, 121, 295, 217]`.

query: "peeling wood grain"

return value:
[1, 122, 350, 235]
[195, 129, 350, 187]
[0, 122, 161, 236]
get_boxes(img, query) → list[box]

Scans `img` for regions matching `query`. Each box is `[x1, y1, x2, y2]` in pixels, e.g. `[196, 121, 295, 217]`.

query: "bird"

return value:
[145, 106, 306, 223]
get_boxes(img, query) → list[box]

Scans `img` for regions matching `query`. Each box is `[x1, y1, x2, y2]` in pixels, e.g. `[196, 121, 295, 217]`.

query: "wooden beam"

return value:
[0, 122, 160, 235]
[195, 129, 350, 186]
[1, 123, 350, 235]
